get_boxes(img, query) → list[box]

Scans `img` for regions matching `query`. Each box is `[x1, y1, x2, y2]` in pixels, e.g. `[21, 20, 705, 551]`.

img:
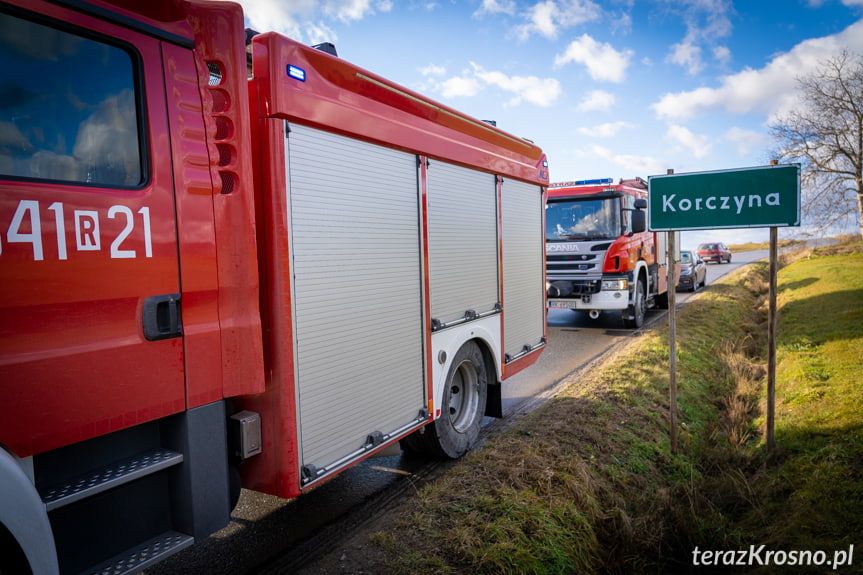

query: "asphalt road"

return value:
[146, 250, 765, 575]
[500, 251, 759, 412]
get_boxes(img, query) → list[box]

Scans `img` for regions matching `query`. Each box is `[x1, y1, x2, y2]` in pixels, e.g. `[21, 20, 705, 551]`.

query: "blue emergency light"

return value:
[287, 64, 306, 82]
[573, 178, 613, 185]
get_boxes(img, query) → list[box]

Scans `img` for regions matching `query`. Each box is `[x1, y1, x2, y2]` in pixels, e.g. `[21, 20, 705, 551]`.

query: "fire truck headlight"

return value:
[601, 279, 628, 291]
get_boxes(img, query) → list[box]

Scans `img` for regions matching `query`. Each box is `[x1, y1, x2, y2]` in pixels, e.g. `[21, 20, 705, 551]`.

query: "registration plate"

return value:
[549, 300, 580, 309]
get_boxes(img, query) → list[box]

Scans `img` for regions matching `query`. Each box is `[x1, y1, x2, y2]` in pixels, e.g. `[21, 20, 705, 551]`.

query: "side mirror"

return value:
[634, 198, 647, 209]
[631, 209, 646, 233]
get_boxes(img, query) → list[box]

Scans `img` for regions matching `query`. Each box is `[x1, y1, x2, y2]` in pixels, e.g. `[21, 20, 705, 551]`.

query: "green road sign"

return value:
[647, 164, 800, 231]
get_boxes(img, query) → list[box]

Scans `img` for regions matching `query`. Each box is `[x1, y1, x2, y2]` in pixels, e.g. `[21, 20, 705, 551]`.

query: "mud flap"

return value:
[484, 382, 502, 418]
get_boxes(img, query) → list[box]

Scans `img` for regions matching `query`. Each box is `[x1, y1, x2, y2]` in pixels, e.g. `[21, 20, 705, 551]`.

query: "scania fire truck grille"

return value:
[547, 253, 598, 273]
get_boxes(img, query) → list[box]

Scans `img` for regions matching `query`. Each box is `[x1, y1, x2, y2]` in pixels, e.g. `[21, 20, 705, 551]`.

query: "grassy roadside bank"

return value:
[726, 238, 806, 252]
[364, 239, 863, 574]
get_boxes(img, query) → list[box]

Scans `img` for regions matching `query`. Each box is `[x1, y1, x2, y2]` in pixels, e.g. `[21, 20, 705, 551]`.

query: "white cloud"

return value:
[725, 127, 771, 157]
[554, 34, 633, 82]
[426, 62, 561, 107]
[665, 124, 712, 158]
[236, 0, 311, 39]
[668, 41, 704, 75]
[610, 11, 633, 35]
[303, 22, 340, 45]
[577, 121, 633, 138]
[577, 90, 616, 112]
[440, 75, 483, 98]
[518, 1, 557, 39]
[474, 0, 517, 17]
[690, 0, 733, 40]
[471, 64, 562, 107]
[664, 0, 734, 74]
[652, 19, 863, 122]
[514, 0, 602, 41]
[322, 0, 392, 22]
[420, 64, 446, 77]
[236, 0, 390, 42]
[713, 45, 731, 66]
[590, 144, 666, 176]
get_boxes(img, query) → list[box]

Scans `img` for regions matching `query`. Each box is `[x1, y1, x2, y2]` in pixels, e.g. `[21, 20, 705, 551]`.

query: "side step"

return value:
[36, 407, 231, 575]
[79, 531, 194, 575]
[42, 448, 184, 511]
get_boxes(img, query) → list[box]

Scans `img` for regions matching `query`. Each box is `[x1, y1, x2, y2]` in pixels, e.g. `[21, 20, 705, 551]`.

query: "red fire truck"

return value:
[0, 1, 549, 573]
[545, 178, 678, 328]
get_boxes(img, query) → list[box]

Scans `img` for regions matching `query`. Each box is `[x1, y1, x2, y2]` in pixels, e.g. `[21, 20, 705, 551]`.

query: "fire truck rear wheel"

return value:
[402, 341, 488, 459]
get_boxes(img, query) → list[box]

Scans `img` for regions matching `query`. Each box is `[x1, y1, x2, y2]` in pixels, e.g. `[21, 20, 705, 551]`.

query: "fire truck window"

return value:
[546, 199, 619, 241]
[0, 11, 142, 187]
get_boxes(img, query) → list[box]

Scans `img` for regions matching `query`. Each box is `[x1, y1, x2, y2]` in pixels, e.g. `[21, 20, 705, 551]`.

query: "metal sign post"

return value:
[663, 169, 679, 453]
[767, 227, 778, 449]
[667, 226, 678, 454]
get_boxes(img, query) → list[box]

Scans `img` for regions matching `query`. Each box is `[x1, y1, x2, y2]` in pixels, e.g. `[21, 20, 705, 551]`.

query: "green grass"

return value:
[368, 239, 863, 574]
[743, 246, 863, 555]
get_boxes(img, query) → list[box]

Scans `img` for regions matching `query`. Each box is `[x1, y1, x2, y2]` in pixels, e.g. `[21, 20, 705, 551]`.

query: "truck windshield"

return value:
[546, 197, 620, 241]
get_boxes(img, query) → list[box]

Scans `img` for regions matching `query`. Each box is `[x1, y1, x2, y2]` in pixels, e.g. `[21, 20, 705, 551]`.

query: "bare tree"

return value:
[770, 50, 863, 239]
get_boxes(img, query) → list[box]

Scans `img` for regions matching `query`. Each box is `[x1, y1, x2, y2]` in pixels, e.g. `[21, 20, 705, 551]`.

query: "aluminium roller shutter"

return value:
[426, 160, 499, 327]
[501, 178, 545, 360]
[285, 123, 426, 482]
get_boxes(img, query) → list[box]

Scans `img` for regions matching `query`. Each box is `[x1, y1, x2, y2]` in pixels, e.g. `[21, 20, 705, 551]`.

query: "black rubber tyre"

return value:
[401, 341, 488, 459]
[0, 524, 32, 575]
[623, 280, 646, 328]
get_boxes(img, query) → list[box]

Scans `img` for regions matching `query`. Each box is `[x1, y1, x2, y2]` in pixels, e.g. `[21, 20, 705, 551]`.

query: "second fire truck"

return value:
[545, 178, 679, 328]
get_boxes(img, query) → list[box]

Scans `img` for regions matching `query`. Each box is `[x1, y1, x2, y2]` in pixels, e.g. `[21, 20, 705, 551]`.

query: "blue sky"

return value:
[236, 0, 863, 246]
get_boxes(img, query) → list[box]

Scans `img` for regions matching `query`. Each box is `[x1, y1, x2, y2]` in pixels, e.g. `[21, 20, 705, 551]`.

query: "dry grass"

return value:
[726, 239, 806, 253]
[717, 340, 765, 447]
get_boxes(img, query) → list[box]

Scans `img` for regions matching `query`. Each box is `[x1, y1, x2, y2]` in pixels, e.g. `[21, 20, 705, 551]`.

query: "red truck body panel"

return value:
[0, 0, 264, 457]
[0, 0, 186, 457]
[183, 0, 265, 401]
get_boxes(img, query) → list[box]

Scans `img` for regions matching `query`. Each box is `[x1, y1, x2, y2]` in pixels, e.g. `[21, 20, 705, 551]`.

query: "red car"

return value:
[697, 242, 732, 263]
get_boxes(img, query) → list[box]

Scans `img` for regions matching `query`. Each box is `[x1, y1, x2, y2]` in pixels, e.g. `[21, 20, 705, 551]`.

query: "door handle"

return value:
[142, 294, 182, 341]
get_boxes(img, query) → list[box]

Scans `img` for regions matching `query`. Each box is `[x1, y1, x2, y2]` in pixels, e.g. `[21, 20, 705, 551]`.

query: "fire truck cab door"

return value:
[0, 5, 185, 457]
